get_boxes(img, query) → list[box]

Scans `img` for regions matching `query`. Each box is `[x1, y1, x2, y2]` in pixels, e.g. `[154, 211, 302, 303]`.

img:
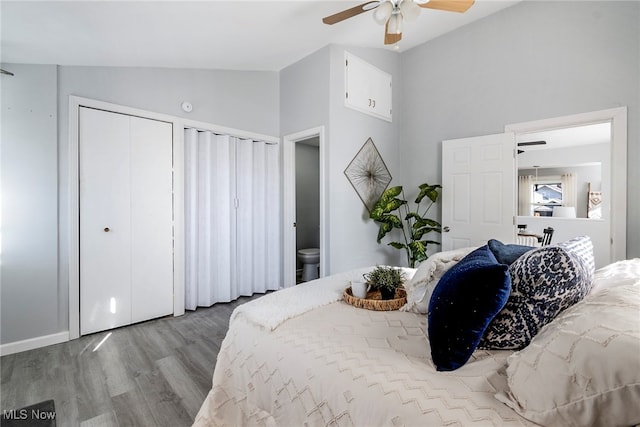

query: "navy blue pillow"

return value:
[488, 239, 534, 265]
[428, 245, 511, 371]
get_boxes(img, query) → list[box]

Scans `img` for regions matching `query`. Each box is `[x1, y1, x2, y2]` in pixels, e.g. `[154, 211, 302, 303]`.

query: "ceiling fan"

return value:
[517, 140, 547, 154]
[322, 0, 475, 45]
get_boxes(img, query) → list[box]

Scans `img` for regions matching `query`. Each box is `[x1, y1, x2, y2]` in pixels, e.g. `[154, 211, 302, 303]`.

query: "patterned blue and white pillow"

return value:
[479, 245, 591, 350]
[558, 235, 595, 287]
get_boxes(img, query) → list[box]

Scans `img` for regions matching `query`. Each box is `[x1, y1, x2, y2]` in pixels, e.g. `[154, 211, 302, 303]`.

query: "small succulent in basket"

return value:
[364, 266, 406, 300]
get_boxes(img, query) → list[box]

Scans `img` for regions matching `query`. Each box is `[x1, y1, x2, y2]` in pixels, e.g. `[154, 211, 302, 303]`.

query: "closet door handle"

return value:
[104, 227, 110, 232]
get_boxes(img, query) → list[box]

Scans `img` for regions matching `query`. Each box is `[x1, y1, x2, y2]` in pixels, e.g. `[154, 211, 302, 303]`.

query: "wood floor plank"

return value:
[156, 355, 207, 419]
[0, 353, 16, 385]
[79, 411, 119, 427]
[96, 333, 137, 397]
[111, 386, 158, 427]
[134, 368, 192, 427]
[72, 346, 115, 422]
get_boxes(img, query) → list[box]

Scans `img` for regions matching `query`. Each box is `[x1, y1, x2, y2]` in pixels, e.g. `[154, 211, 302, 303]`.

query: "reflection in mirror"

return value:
[519, 164, 601, 218]
[516, 122, 610, 220]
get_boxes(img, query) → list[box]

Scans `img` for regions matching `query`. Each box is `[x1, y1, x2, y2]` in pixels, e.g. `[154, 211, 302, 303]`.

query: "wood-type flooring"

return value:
[0, 294, 263, 426]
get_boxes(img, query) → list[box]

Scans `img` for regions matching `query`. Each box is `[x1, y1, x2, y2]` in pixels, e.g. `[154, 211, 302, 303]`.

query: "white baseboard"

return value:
[0, 331, 69, 356]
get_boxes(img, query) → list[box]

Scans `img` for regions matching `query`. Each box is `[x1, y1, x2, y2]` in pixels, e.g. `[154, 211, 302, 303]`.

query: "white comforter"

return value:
[193, 260, 640, 427]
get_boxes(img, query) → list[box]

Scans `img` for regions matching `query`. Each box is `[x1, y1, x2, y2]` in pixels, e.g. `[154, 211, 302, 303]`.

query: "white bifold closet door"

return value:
[184, 129, 280, 310]
[80, 107, 173, 335]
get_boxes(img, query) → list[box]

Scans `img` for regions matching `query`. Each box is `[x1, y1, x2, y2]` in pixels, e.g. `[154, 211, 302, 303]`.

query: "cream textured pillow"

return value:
[495, 282, 640, 427]
[401, 246, 476, 313]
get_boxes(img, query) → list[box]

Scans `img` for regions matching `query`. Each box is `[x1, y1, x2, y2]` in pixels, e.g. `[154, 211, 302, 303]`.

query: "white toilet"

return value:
[297, 248, 320, 282]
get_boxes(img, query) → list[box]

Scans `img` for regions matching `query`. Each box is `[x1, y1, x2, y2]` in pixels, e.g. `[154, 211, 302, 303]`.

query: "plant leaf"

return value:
[412, 217, 441, 229]
[370, 186, 407, 219]
[380, 214, 403, 229]
[388, 242, 406, 249]
[408, 240, 428, 263]
[412, 226, 440, 240]
[376, 222, 393, 243]
[415, 183, 442, 204]
[405, 212, 421, 221]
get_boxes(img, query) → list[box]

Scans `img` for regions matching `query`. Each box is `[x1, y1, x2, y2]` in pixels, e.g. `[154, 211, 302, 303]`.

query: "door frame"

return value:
[283, 127, 328, 288]
[68, 96, 185, 339]
[505, 106, 627, 263]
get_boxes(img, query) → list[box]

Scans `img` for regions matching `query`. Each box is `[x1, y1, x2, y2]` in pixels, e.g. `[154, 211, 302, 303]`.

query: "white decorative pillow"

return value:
[401, 247, 476, 313]
[590, 258, 640, 294]
[495, 282, 640, 427]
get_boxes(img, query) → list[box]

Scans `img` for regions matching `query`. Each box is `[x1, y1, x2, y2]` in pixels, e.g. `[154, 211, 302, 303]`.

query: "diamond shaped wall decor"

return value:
[344, 138, 392, 212]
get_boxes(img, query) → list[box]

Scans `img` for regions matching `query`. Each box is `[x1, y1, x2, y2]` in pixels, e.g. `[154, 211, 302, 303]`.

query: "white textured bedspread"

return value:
[194, 301, 536, 426]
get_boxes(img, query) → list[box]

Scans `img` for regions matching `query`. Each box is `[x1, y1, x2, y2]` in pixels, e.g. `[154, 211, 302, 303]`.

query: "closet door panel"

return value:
[212, 135, 234, 302]
[252, 141, 267, 292]
[235, 138, 254, 296]
[130, 116, 174, 323]
[196, 132, 234, 305]
[265, 144, 281, 289]
[80, 107, 132, 334]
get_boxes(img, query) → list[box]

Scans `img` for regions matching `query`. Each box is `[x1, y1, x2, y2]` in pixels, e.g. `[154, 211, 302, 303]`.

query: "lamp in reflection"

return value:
[553, 206, 576, 218]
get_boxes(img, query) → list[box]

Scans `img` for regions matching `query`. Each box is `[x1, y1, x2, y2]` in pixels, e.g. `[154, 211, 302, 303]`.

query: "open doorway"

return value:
[294, 137, 320, 283]
[506, 107, 627, 267]
[283, 127, 327, 288]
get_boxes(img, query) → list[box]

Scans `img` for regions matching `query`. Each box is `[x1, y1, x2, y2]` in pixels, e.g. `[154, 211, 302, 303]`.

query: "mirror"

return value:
[516, 122, 610, 220]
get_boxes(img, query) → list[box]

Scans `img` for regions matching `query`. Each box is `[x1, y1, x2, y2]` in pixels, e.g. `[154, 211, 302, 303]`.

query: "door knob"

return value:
[443, 226, 450, 232]
[104, 227, 110, 232]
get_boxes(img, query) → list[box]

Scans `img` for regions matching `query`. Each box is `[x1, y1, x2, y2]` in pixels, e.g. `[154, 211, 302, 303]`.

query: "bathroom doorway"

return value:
[283, 127, 327, 288]
[295, 137, 320, 283]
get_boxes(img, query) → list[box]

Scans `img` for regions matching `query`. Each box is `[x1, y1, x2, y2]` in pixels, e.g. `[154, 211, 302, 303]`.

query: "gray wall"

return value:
[327, 45, 403, 272]
[1, 64, 59, 343]
[280, 47, 330, 137]
[399, 0, 639, 258]
[280, 45, 404, 274]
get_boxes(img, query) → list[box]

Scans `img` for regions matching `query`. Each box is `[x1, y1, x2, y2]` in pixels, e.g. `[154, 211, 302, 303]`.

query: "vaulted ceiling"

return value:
[1, 1, 520, 71]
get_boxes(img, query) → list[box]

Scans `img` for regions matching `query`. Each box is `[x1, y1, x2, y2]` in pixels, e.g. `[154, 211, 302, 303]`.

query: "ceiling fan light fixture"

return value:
[413, 0, 430, 4]
[400, 0, 421, 21]
[373, 1, 393, 25]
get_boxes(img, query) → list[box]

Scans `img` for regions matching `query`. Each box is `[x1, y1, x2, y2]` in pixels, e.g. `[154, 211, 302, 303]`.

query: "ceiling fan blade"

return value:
[323, 1, 380, 25]
[517, 141, 547, 146]
[384, 22, 402, 45]
[418, 0, 475, 13]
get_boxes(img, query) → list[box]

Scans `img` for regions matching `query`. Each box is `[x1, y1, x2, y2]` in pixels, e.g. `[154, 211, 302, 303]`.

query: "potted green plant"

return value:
[364, 265, 406, 300]
[369, 183, 442, 268]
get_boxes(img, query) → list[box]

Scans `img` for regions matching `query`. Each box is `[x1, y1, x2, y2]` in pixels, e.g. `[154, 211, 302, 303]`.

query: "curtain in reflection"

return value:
[184, 128, 281, 310]
[561, 172, 578, 209]
[518, 175, 534, 216]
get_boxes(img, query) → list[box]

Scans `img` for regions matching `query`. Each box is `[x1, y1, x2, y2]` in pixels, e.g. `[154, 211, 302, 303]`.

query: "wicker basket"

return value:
[343, 287, 407, 311]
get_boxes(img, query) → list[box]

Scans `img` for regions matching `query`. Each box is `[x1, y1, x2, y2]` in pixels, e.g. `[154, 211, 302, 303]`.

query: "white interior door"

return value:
[441, 133, 516, 251]
[80, 107, 173, 335]
[80, 108, 132, 334]
[129, 116, 173, 324]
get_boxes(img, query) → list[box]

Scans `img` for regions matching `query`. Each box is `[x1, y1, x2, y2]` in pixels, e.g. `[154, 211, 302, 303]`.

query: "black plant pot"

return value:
[380, 288, 396, 300]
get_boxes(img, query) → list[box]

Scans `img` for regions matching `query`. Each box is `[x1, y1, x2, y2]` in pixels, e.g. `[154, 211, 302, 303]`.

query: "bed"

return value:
[194, 238, 640, 427]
